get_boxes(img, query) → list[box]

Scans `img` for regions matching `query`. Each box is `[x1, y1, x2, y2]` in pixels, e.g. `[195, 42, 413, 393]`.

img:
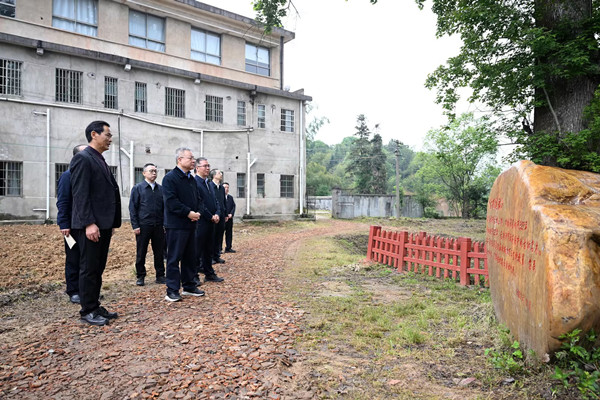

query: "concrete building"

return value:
[0, 0, 311, 221]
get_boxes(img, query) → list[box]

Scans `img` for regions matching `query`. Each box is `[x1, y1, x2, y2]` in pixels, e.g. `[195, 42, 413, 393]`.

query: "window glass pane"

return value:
[129, 36, 146, 48]
[53, 0, 75, 19]
[191, 29, 206, 52]
[77, 0, 97, 25]
[52, 18, 76, 31]
[147, 41, 165, 52]
[191, 51, 206, 62]
[257, 48, 269, 65]
[206, 34, 220, 56]
[206, 55, 220, 65]
[147, 15, 165, 42]
[245, 44, 255, 61]
[129, 11, 146, 37]
[76, 24, 97, 36]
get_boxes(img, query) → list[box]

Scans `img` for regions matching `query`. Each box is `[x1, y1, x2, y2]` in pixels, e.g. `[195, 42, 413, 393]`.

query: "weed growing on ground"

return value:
[553, 329, 600, 399]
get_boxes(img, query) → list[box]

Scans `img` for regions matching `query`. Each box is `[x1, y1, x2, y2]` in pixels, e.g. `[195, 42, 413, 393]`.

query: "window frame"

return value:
[55, 68, 83, 104]
[55, 163, 69, 197]
[128, 10, 166, 52]
[245, 43, 270, 76]
[205, 94, 223, 123]
[280, 174, 294, 198]
[134, 167, 144, 185]
[134, 81, 147, 113]
[0, 58, 22, 96]
[237, 100, 246, 126]
[52, 0, 98, 36]
[191, 28, 221, 65]
[0, 161, 23, 196]
[104, 76, 118, 109]
[165, 87, 185, 118]
[256, 173, 265, 198]
[237, 173, 246, 199]
[257, 104, 266, 129]
[0, 0, 16, 18]
[281, 109, 295, 132]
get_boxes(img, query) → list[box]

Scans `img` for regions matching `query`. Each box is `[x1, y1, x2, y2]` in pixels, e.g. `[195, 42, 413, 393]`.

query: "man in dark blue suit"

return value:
[162, 148, 204, 301]
[56, 144, 87, 304]
[195, 158, 224, 283]
[70, 121, 121, 326]
[222, 182, 236, 253]
[209, 169, 226, 264]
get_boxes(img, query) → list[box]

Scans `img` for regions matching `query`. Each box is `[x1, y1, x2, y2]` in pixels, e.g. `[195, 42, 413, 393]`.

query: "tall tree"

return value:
[370, 133, 387, 194]
[345, 115, 374, 193]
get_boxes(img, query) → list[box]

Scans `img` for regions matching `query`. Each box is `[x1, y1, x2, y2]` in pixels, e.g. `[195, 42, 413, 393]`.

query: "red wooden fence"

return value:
[366, 226, 488, 287]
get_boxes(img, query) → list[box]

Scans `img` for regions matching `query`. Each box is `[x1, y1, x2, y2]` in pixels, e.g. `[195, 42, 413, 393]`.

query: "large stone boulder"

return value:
[486, 160, 600, 356]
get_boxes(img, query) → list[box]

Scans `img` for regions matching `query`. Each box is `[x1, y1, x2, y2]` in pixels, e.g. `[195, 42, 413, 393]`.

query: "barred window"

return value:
[165, 87, 185, 118]
[257, 104, 266, 129]
[237, 173, 246, 198]
[237, 100, 246, 126]
[129, 10, 165, 52]
[55, 163, 69, 197]
[191, 28, 221, 65]
[281, 109, 295, 132]
[205, 95, 223, 123]
[104, 76, 118, 109]
[0, 58, 22, 96]
[108, 165, 118, 182]
[245, 43, 270, 76]
[56, 68, 82, 103]
[256, 173, 265, 198]
[134, 167, 144, 184]
[280, 175, 294, 198]
[134, 82, 147, 113]
[0, 161, 23, 196]
[52, 0, 98, 36]
[0, 0, 16, 18]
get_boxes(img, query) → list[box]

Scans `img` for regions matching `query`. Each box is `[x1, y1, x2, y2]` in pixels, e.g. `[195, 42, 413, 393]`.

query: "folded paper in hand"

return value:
[64, 234, 76, 249]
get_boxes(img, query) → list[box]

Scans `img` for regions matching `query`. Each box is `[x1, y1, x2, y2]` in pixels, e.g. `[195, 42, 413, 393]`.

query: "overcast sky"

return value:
[203, 0, 466, 150]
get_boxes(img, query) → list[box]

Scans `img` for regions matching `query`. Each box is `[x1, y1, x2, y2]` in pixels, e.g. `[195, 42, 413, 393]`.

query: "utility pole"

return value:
[394, 140, 401, 218]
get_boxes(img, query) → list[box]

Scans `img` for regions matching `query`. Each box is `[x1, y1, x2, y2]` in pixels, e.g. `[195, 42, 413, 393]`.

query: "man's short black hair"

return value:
[72, 144, 86, 156]
[143, 163, 156, 172]
[222, 182, 229, 186]
[85, 121, 110, 142]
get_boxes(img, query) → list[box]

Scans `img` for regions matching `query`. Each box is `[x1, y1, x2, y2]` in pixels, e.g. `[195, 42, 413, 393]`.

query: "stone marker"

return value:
[486, 160, 600, 356]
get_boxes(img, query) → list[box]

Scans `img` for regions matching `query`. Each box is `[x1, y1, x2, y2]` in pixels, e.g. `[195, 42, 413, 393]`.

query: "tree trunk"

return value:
[533, 0, 599, 165]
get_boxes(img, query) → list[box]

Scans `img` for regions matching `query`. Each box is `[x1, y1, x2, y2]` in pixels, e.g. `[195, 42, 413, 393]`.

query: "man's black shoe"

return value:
[69, 294, 81, 304]
[80, 311, 109, 326]
[205, 275, 224, 282]
[136, 277, 145, 286]
[165, 292, 182, 302]
[193, 276, 202, 287]
[214, 258, 225, 264]
[155, 276, 166, 284]
[224, 249, 236, 253]
[97, 306, 118, 319]
[182, 287, 205, 297]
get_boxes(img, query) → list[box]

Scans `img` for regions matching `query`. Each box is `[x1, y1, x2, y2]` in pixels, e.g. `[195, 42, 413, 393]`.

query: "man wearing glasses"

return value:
[129, 163, 166, 287]
[162, 148, 204, 301]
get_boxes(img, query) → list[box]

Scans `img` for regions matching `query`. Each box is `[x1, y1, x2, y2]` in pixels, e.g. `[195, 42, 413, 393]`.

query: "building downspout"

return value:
[298, 101, 304, 215]
[246, 128, 257, 215]
[280, 36, 284, 91]
[45, 108, 50, 221]
[119, 141, 134, 193]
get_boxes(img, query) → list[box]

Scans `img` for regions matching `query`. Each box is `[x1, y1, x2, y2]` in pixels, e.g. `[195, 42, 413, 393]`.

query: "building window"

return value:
[257, 104, 266, 129]
[108, 165, 118, 182]
[237, 173, 246, 198]
[165, 87, 185, 118]
[134, 167, 144, 184]
[104, 76, 118, 109]
[191, 28, 221, 65]
[280, 175, 294, 198]
[129, 10, 165, 52]
[205, 95, 223, 123]
[0, 161, 22, 196]
[134, 82, 147, 113]
[0, 0, 15, 18]
[257, 173, 265, 198]
[56, 68, 82, 104]
[245, 43, 270, 76]
[55, 163, 69, 197]
[237, 101, 246, 126]
[0, 59, 22, 96]
[52, 0, 98, 36]
[281, 109, 295, 132]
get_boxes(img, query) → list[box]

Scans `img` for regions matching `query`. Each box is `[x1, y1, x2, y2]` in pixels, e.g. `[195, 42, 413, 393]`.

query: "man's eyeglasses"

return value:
[146, 169, 157, 173]
[199, 164, 210, 168]
[179, 156, 194, 160]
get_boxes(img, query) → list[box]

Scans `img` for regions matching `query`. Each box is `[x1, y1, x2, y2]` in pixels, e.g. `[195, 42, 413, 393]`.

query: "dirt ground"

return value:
[0, 217, 528, 400]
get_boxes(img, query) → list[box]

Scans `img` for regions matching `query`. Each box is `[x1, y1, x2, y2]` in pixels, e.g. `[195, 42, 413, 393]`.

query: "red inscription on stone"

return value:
[516, 288, 532, 312]
[489, 198, 504, 210]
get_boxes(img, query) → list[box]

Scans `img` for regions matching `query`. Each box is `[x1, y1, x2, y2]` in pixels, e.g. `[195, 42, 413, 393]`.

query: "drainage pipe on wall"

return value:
[32, 108, 50, 220]
[298, 100, 304, 215]
[246, 128, 257, 216]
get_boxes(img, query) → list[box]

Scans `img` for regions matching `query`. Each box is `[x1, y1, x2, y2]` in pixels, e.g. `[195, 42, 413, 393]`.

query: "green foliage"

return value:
[485, 341, 526, 374]
[553, 329, 600, 399]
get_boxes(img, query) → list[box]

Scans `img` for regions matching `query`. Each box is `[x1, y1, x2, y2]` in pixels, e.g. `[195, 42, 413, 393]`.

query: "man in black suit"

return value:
[162, 148, 204, 301]
[129, 163, 165, 287]
[70, 121, 121, 326]
[56, 144, 87, 304]
[209, 169, 226, 264]
[222, 182, 236, 253]
[195, 158, 224, 283]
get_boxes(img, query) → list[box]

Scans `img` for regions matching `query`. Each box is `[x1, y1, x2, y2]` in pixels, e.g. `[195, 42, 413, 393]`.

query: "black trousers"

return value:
[196, 220, 216, 277]
[71, 228, 112, 316]
[165, 228, 196, 294]
[64, 239, 80, 296]
[135, 225, 165, 279]
[212, 218, 225, 259]
[225, 218, 233, 251]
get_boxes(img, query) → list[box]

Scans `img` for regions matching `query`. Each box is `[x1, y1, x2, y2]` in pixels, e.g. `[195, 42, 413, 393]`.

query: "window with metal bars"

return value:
[56, 68, 82, 103]
[0, 161, 22, 196]
[108, 165, 118, 182]
[0, 58, 21, 96]
[256, 173, 265, 198]
[55, 163, 69, 197]
[281, 109, 295, 132]
[0, 0, 16, 18]
[237, 100, 246, 126]
[237, 173, 246, 198]
[280, 175, 294, 198]
[134, 167, 144, 184]
[104, 76, 118, 109]
[165, 87, 185, 118]
[205, 95, 223, 123]
[134, 82, 147, 113]
[52, 0, 98, 36]
[257, 104, 266, 129]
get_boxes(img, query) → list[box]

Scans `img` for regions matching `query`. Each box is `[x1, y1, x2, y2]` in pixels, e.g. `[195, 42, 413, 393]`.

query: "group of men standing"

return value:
[56, 121, 236, 326]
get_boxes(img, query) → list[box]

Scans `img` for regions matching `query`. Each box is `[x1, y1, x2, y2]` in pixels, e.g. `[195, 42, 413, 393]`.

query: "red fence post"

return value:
[367, 226, 381, 261]
[459, 237, 472, 286]
[397, 231, 408, 272]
